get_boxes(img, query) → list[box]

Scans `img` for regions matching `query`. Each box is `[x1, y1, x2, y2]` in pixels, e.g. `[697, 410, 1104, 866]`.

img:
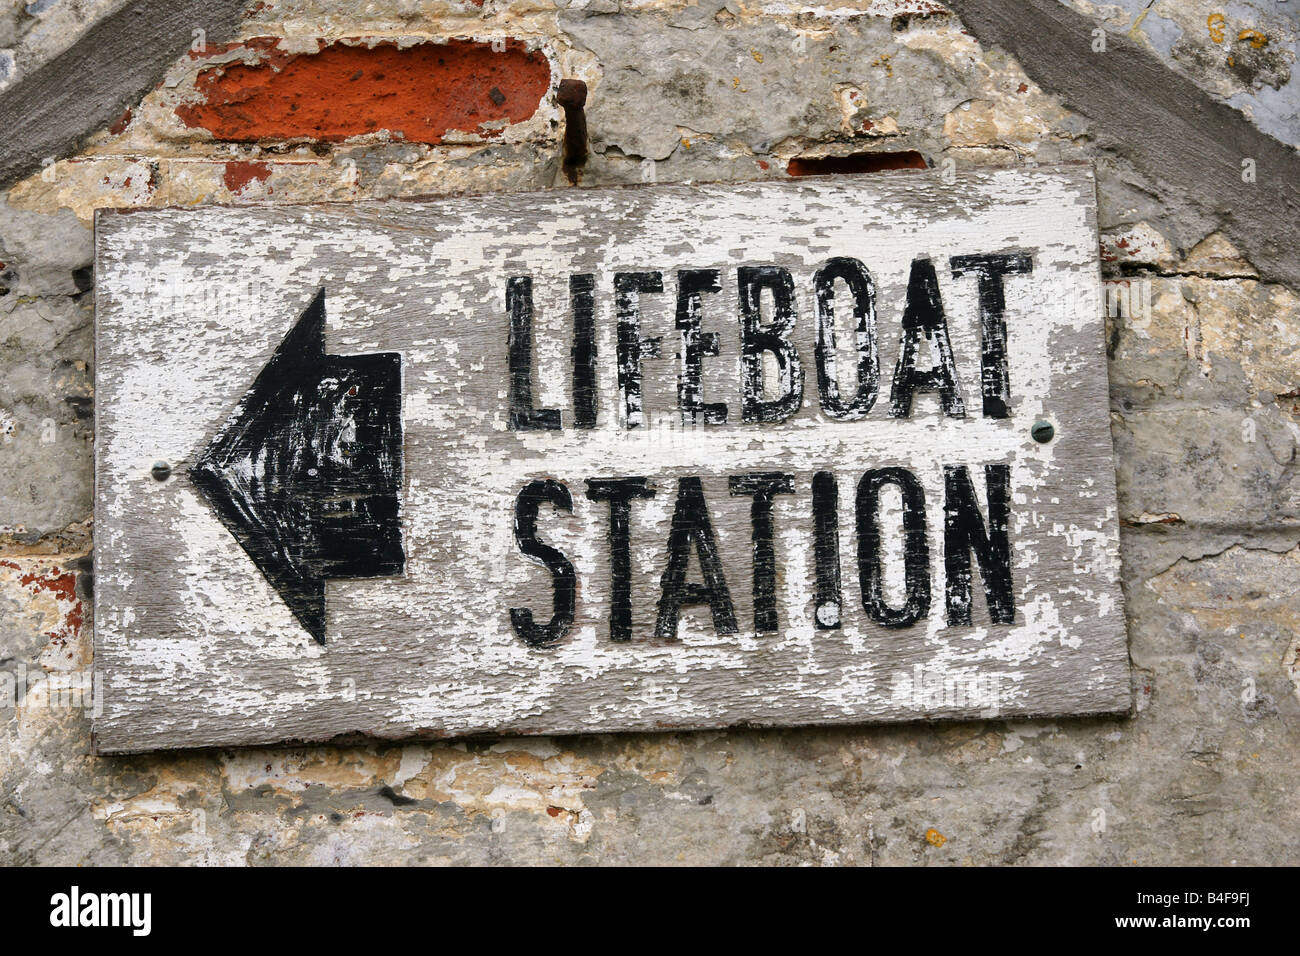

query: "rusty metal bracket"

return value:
[557, 79, 589, 185]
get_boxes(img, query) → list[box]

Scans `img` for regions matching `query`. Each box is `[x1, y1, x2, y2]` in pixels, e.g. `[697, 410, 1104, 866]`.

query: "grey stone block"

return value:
[0, 294, 92, 539]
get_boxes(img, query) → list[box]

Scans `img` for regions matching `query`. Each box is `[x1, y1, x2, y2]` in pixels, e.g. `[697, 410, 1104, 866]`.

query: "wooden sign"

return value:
[92, 165, 1128, 753]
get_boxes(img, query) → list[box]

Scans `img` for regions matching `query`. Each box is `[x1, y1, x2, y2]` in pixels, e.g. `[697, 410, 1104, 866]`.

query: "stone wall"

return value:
[1, 0, 1297, 865]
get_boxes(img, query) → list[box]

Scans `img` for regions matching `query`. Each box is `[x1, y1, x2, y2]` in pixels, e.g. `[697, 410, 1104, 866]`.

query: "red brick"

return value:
[176, 39, 551, 144]
[223, 160, 272, 194]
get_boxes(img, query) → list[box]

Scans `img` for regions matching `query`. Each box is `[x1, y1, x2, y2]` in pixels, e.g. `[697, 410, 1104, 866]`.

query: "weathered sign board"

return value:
[93, 165, 1129, 753]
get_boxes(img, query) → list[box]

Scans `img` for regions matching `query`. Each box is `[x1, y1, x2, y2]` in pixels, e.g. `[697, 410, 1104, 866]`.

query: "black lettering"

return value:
[943, 464, 1014, 625]
[570, 273, 598, 429]
[656, 477, 738, 640]
[585, 477, 656, 642]
[812, 470, 842, 630]
[615, 271, 664, 428]
[889, 258, 965, 419]
[814, 257, 879, 420]
[737, 265, 804, 423]
[506, 276, 562, 430]
[729, 472, 795, 633]
[856, 467, 930, 628]
[509, 479, 576, 647]
[676, 269, 727, 425]
[949, 253, 1033, 419]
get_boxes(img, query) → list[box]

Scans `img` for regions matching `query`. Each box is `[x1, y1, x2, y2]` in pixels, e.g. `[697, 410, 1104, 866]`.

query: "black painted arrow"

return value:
[189, 289, 404, 644]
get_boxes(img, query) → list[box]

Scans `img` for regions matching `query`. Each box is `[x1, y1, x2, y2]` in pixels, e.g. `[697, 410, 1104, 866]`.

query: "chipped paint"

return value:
[92, 166, 1127, 752]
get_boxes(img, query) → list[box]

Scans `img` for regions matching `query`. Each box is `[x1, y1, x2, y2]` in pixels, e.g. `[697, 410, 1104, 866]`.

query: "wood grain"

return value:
[93, 165, 1129, 753]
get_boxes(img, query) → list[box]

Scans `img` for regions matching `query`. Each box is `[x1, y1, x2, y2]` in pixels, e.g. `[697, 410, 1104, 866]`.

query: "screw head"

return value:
[151, 461, 172, 482]
[1031, 421, 1055, 444]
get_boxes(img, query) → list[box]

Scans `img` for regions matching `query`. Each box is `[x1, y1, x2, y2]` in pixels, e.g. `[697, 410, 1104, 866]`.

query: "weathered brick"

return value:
[174, 38, 553, 145]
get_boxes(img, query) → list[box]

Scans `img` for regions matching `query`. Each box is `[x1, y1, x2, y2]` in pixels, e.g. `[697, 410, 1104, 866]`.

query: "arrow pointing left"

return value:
[189, 288, 404, 644]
